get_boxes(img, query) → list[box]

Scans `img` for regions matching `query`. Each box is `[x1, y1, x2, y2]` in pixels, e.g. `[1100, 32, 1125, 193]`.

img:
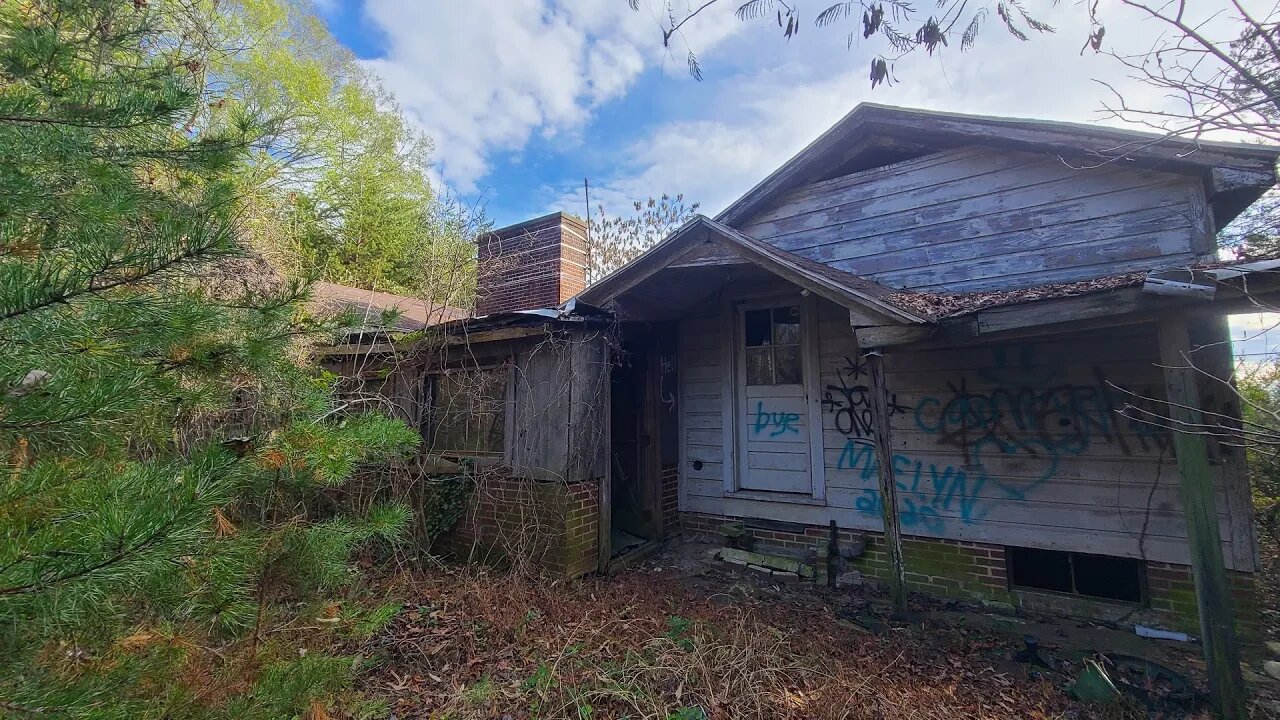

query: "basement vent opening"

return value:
[1008, 547, 1145, 603]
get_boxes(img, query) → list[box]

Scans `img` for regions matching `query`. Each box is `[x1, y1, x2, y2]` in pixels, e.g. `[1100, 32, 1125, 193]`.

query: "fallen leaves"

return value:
[355, 567, 1136, 720]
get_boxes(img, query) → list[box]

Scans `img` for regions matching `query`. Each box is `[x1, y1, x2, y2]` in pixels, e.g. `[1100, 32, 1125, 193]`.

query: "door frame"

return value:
[609, 325, 666, 544]
[722, 289, 826, 501]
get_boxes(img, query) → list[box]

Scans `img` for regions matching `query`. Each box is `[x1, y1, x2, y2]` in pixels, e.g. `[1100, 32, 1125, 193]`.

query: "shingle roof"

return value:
[310, 282, 470, 332]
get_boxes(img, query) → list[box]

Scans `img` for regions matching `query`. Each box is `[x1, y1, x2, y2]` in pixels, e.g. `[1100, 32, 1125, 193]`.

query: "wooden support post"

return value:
[598, 336, 613, 574]
[1156, 316, 1246, 720]
[864, 349, 907, 615]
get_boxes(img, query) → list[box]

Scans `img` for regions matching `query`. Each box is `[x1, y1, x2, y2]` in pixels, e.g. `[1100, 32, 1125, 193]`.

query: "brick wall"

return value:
[435, 471, 599, 580]
[476, 212, 588, 316]
[1147, 561, 1260, 638]
[660, 464, 679, 538]
[681, 511, 1259, 634]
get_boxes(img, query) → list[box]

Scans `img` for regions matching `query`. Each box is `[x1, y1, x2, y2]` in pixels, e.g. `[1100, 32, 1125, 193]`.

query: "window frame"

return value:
[741, 304, 804, 387]
[420, 361, 513, 464]
[1006, 546, 1148, 605]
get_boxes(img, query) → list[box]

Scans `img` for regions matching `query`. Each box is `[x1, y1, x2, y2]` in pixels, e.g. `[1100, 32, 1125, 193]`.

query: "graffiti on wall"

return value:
[751, 400, 802, 438]
[828, 347, 1169, 533]
[821, 355, 908, 438]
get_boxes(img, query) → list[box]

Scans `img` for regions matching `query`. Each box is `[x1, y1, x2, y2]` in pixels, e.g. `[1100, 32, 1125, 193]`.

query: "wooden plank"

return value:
[740, 467, 811, 493]
[755, 174, 1183, 256]
[746, 148, 1023, 225]
[865, 349, 907, 614]
[855, 325, 932, 347]
[1157, 316, 1246, 720]
[745, 156, 1173, 241]
[747, 451, 811, 471]
[919, 292, 1156, 341]
[644, 339, 663, 538]
[720, 293, 738, 494]
[598, 336, 612, 573]
[806, 294, 827, 502]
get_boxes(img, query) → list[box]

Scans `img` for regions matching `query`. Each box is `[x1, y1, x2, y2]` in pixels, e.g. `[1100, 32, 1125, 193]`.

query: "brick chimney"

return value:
[475, 212, 588, 315]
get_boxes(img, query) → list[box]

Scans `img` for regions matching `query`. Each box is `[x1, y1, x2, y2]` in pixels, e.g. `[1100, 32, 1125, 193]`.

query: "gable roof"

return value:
[576, 215, 928, 325]
[310, 282, 470, 332]
[716, 103, 1280, 230]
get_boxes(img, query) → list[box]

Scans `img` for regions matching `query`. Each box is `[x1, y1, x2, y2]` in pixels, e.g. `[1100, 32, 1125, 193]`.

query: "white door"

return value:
[736, 300, 812, 493]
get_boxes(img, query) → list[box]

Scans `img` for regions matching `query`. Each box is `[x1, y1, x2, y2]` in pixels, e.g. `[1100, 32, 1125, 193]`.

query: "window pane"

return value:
[429, 369, 506, 456]
[775, 346, 802, 384]
[744, 309, 772, 346]
[772, 306, 801, 345]
[745, 347, 773, 386]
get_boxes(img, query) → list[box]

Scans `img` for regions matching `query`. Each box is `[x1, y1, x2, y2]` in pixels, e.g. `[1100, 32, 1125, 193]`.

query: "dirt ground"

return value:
[356, 538, 1280, 719]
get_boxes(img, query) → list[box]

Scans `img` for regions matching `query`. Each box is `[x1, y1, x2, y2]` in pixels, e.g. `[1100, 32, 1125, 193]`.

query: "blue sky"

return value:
[317, 0, 1279, 359]
[318, 0, 1203, 226]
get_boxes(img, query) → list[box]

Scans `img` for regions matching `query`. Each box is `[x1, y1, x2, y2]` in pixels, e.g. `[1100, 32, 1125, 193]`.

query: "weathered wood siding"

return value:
[737, 146, 1214, 292]
[679, 297, 1254, 571]
[679, 299, 730, 505]
[508, 331, 609, 482]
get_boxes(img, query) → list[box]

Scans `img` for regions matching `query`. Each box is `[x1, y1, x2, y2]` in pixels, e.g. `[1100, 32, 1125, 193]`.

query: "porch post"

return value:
[1156, 316, 1246, 720]
[864, 348, 907, 615]
[598, 334, 613, 574]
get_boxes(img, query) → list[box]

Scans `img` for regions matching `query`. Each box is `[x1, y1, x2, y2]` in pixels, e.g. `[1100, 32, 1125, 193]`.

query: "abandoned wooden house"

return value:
[330, 105, 1280, 642]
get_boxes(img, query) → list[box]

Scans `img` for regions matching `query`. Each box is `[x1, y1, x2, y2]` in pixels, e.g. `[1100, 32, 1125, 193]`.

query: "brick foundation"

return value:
[435, 471, 599, 580]
[660, 464, 679, 538]
[681, 512, 1259, 634]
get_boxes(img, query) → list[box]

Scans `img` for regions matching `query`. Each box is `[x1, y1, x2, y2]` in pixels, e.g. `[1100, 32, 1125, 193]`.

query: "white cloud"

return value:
[563, 1, 1244, 217]
[358, 0, 745, 193]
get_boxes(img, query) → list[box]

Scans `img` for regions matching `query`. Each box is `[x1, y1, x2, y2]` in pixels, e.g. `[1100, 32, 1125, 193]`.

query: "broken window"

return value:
[424, 367, 507, 458]
[743, 305, 802, 386]
[1008, 547, 1145, 603]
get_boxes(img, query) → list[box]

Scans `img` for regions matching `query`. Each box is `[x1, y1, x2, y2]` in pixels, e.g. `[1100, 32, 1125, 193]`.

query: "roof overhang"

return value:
[716, 104, 1280, 231]
[858, 259, 1280, 348]
[576, 215, 928, 326]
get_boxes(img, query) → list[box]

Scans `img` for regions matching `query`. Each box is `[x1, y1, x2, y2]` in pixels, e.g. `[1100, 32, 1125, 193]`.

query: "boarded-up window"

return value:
[425, 367, 507, 457]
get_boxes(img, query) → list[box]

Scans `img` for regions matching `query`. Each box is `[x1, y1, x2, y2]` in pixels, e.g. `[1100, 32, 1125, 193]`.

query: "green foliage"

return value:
[209, 0, 481, 303]
[351, 601, 402, 639]
[0, 0, 420, 715]
[419, 472, 476, 541]
[1240, 363, 1280, 537]
[229, 654, 352, 720]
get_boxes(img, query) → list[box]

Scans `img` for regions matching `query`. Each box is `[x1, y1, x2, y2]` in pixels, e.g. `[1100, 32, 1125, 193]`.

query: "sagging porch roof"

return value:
[575, 215, 930, 326]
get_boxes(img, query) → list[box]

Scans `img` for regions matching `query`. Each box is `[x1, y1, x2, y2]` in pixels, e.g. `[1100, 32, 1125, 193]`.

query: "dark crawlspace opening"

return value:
[1009, 546, 1144, 603]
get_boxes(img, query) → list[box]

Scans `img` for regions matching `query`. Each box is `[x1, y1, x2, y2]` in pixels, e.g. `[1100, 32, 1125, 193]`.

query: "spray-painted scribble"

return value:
[659, 353, 677, 411]
[821, 355, 907, 438]
[836, 438, 981, 533]
[826, 347, 1167, 531]
[913, 366, 1168, 498]
[751, 400, 801, 438]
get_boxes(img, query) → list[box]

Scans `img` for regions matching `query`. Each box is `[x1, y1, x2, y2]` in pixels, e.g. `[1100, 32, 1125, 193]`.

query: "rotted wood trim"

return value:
[864, 349, 907, 615]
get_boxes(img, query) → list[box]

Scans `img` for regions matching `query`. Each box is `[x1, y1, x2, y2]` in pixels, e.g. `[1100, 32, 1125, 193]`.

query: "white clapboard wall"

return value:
[736, 146, 1213, 293]
[679, 298, 1254, 571]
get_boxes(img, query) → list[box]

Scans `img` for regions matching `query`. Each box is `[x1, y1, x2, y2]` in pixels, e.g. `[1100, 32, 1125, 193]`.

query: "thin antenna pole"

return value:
[584, 177, 592, 283]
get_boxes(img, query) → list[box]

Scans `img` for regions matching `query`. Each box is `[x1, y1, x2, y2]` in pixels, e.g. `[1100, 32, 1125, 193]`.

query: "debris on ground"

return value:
[1135, 625, 1192, 642]
[357, 557, 1161, 719]
[1069, 659, 1121, 704]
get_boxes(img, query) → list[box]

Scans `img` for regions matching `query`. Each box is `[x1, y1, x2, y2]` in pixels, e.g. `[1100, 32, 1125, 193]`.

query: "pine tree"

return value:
[0, 1, 418, 716]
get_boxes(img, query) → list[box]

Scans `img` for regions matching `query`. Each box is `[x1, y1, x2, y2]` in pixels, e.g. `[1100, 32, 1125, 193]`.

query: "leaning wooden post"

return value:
[1156, 316, 1246, 720]
[864, 348, 907, 615]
